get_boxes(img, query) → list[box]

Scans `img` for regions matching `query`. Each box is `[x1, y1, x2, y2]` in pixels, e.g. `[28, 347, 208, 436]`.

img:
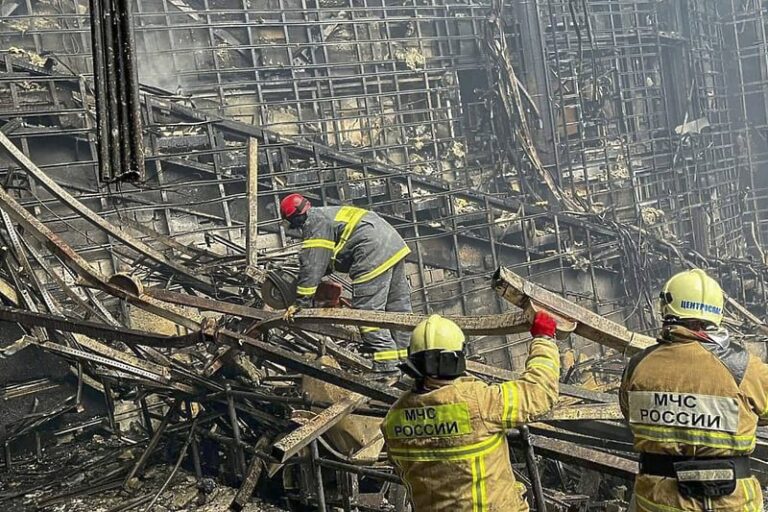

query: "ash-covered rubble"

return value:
[4, 0, 768, 505]
[0, 148, 766, 511]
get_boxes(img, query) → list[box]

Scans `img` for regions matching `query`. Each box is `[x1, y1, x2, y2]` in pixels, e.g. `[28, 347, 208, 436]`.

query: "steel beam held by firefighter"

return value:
[381, 312, 561, 511]
[620, 269, 768, 512]
[279, 193, 412, 373]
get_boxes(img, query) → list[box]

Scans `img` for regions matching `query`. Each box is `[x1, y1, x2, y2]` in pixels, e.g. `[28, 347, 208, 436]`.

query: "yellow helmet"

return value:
[410, 314, 465, 355]
[659, 269, 724, 326]
[405, 315, 466, 379]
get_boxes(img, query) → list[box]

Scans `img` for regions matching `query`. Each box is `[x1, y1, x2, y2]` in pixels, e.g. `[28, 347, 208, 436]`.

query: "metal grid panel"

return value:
[3, 0, 768, 369]
[533, 0, 746, 258]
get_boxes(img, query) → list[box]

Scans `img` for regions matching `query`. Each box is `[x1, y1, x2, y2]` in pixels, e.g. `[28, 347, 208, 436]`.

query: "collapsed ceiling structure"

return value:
[2, 0, 768, 510]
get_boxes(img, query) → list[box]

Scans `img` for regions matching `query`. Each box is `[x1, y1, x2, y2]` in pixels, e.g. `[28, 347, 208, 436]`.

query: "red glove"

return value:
[315, 281, 343, 308]
[530, 311, 557, 338]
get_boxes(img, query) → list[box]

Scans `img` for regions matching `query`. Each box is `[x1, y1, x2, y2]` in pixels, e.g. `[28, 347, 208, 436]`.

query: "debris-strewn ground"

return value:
[0, 436, 287, 512]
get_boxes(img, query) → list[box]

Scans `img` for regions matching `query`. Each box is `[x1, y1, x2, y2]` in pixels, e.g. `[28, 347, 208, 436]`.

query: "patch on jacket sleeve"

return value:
[385, 403, 473, 439]
[628, 391, 739, 433]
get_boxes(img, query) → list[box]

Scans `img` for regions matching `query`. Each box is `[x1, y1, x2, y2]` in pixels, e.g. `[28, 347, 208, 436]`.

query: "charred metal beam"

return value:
[529, 435, 637, 479]
[0, 305, 205, 349]
[542, 403, 624, 422]
[39, 342, 168, 384]
[272, 392, 370, 463]
[529, 424, 633, 454]
[0, 132, 212, 293]
[148, 287, 530, 337]
[257, 308, 529, 336]
[0, 184, 202, 329]
[493, 267, 655, 355]
[316, 458, 400, 484]
[466, 361, 617, 404]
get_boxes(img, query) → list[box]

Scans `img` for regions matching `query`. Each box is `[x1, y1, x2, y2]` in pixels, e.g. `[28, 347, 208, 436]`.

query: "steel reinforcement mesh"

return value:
[3, 0, 768, 367]
[534, 0, 746, 259]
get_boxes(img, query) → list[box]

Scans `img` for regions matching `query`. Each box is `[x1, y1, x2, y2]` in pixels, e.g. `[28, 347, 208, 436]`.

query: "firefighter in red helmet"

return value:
[279, 193, 412, 373]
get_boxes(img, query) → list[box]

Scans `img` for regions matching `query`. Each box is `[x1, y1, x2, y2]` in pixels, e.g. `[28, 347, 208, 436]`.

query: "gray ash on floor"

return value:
[0, 436, 287, 512]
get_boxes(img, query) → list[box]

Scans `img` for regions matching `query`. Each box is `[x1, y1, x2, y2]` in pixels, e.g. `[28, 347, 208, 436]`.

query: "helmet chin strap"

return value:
[288, 213, 307, 229]
[399, 359, 424, 380]
[663, 316, 717, 332]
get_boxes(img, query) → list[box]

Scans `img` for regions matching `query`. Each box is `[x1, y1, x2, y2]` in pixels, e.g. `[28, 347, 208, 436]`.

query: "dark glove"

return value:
[530, 311, 557, 338]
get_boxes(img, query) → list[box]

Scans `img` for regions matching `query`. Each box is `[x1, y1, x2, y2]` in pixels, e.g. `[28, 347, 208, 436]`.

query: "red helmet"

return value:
[280, 193, 311, 220]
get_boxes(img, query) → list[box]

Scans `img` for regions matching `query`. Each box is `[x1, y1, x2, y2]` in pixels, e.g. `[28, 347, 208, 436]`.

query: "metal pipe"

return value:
[124, 401, 179, 487]
[112, 0, 132, 181]
[100, 0, 121, 178]
[103, 380, 118, 435]
[87, 0, 111, 181]
[5, 442, 12, 471]
[140, 398, 154, 436]
[226, 383, 247, 478]
[315, 457, 400, 484]
[118, 0, 144, 180]
[184, 400, 203, 480]
[310, 441, 327, 512]
[519, 426, 547, 512]
[142, 416, 198, 512]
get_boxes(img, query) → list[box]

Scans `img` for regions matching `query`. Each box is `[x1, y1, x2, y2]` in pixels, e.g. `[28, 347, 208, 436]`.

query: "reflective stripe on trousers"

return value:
[296, 285, 318, 296]
[354, 260, 412, 367]
[372, 348, 408, 362]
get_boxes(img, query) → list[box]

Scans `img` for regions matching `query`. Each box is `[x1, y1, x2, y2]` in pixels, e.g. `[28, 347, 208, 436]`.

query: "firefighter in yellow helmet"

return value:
[381, 312, 561, 512]
[620, 269, 768, 512]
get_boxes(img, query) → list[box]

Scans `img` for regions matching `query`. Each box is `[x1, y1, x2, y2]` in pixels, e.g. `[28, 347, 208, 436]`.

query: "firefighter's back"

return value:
[383, 378, 526, 512]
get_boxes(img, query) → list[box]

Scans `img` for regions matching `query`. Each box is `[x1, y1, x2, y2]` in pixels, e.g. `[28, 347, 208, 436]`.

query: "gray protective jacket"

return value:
[295, 206, 410, 306]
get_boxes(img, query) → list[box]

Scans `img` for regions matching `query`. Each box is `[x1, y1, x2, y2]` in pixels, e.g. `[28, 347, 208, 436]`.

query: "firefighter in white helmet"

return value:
[381, 312, 561, 511]
[620, 269, 768, 512]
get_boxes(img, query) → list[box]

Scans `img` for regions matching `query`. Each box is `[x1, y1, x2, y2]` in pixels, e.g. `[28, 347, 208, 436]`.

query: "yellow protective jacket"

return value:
[619, 325, 768, 512]
[381, 337, 560, 512]
[295, 206, 410, 306]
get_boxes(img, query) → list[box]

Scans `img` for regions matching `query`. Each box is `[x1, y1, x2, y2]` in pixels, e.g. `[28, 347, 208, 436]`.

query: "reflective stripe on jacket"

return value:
[619, 326, 768, 512]
[295, 206, 410, 304]
[381, 337, 560, 512]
